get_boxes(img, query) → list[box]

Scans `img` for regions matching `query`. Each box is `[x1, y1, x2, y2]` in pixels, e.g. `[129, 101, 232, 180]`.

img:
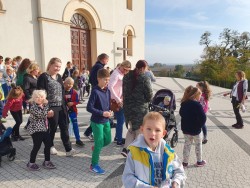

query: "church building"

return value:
[0, 0, 145, 71]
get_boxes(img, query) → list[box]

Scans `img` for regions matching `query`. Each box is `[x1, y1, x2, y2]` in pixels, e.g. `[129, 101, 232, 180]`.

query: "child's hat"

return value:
[164, 96, 171, 102]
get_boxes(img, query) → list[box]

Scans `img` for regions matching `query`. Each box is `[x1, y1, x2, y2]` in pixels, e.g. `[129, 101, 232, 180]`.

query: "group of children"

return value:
[0, 61, 213, 187]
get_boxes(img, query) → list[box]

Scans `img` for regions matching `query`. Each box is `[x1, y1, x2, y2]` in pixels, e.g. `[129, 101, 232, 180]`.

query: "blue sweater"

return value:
[179, 100, 206, 135]
[87, 86, 110, 124]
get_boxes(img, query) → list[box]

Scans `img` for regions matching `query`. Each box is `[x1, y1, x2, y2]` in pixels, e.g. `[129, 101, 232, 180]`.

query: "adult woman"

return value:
[37, 57, 76, 156]
[23, 62, 39, 129]
[62, 61, 75, 81]
[224, 70, 248, 129]
[108, 60, 131, 146]
[121, 60, 153, 157]
[16, 58, 31, 114]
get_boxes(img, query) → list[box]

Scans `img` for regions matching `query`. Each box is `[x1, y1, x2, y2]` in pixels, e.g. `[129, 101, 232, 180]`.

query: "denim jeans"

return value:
[114, 108, 125, 143]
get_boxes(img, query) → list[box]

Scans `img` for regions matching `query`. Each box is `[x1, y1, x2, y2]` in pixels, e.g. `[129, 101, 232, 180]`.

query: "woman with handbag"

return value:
[108, 61, 131, 146]
[121, 60, 153, 157]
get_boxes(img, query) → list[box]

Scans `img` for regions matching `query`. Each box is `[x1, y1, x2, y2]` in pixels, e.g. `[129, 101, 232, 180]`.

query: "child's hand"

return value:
[223, 92, 229, 97]
[47, 110, 54, 118]
[103, 111, 112, 118]
[67, 102, 74, 107]
[43, 99, 48, 104]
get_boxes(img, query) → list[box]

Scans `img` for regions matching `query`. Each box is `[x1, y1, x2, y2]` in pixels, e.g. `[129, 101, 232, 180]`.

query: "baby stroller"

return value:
[0, 123, 16, 167]
[149, 89, 178, 148]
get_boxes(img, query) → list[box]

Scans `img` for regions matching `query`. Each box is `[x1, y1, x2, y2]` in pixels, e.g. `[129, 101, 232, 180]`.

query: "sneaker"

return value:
[0, 118, 7, 123]
[27, 162, 40, 171]
[121, 148, 128, 158]
[50, 147, 58, 155]
[117, 138, 125, 147]
[42, 161, 56, 169]
[76, 140, 85, 147]
[235, 124, 244, 129]
[84, 133, 94, 141]
[114, 138, 125, 143]
[202, 139, 208, 144]
[182, 162, 188, 168]
[196, 160, 206, 167]
[90, 164, 105, 175]
[66, 148, 79, 157]
[232, 124, 237, 128]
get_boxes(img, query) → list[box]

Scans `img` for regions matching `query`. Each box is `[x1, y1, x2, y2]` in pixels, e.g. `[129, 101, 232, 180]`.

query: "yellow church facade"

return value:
[0, 0, 145, 71]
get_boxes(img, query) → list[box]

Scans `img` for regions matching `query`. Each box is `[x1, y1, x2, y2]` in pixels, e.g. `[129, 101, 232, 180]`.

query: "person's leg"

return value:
[103, 121, 111, 147]
[30, 132, 43, 163]
[183, 134, 193, 164]
[69, 112, 81, 141]
[114, 108, 125, 143]
[194, 133, 203, 162]
[10, 110, 22, 137]
[232, 98, 243, 125]
[43, 131, 52, 162]
[58, 109, 72, 152]
[47, 108, 59, 147]
[91, 122, 104, 166]
[123, 122, 140, 148]
[84, 125, 92, 136]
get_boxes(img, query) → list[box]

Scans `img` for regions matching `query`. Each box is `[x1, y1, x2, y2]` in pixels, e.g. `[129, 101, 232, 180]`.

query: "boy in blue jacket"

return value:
[87, 68, 112, 174]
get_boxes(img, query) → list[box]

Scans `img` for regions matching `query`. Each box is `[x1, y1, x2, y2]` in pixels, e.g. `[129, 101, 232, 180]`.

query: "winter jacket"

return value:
[23, 74, 37, 100]
[108, 68, 123, 103]
[87, 86, 111, 124]
[179, 100, 206, 135]
[89, 61, 104, 87]
[123, 71, 153, 130]
[122, 135, 186, 188]
[2, 94, 25, 117]
[28, 103, 49, 135]
[65, 88, 79, 114]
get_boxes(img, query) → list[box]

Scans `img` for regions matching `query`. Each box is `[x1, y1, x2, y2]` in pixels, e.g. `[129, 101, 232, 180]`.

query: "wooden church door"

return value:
[70, 13, 91, 71]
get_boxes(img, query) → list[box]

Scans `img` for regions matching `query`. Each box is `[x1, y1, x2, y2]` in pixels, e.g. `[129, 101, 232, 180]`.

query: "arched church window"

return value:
[127, 0, 132, 10]
[127, 30, 133, 56]
[70, 13, 89, 29]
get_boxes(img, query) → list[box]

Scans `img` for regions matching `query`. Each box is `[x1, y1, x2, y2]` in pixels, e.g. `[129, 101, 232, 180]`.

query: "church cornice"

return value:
[95, 28, 114, 34]
[38, 17, 71, 26]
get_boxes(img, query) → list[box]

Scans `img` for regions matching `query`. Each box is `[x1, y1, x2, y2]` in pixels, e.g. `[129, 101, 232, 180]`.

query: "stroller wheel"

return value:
[171, 132, 178, 148]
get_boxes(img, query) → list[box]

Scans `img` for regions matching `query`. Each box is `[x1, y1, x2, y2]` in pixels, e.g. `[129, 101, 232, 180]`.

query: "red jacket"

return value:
[64, 88, 79, 114]
[2, 94, 25, 117]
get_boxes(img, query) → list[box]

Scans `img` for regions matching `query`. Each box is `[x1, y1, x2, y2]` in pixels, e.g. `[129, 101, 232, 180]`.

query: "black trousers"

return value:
[10, 110, 22, 137]
[30, 132, 51, 163]
[48, 106, 72, 152]
[232, 97, 243, 125]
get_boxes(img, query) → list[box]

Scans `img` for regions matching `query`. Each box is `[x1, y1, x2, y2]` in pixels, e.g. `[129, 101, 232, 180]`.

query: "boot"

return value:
[235, 124, 244, 129]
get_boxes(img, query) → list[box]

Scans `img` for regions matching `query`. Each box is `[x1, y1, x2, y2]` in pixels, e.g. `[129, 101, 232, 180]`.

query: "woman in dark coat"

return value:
[121, 60, 153, 157]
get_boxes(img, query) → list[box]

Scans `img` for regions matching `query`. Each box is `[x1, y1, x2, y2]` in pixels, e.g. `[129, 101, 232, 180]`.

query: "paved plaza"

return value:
[1, 77, 250, 188]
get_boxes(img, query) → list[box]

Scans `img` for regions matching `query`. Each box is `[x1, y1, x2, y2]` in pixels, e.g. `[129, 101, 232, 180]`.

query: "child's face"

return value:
[34, 95, 45, 105]
[196, 83, 203, 91]
[6, 69, 12, 75]
[140, 119, 167, 151]
[64, 82, 73, 91]
[163, 100, 170, 106]
[98, 77, 110, 89]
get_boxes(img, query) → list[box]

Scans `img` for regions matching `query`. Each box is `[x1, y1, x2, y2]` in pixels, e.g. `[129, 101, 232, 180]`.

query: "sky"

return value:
[145, 0, 250, 65]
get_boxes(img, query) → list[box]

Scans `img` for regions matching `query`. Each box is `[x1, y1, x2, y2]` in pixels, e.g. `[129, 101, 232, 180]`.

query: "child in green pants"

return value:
[86, 68, 112, 174]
